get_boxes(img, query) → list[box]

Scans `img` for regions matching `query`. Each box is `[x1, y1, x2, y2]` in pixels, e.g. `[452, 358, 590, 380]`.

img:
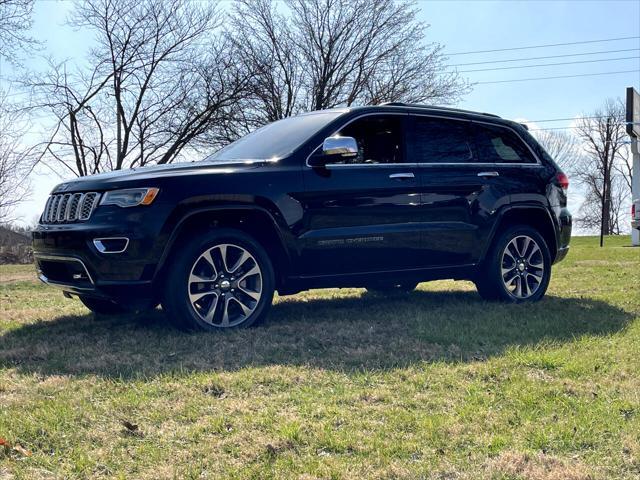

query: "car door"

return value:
[470, 120, 546, 207]
[298, 113, 423, 276]
[407, 114, 507, 266]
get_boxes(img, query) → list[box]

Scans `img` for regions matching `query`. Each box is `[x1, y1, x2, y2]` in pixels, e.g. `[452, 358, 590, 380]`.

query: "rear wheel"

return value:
[162, 228, 275, 330]
[475, 225, 551, 303]
[79, 296, 128, 316]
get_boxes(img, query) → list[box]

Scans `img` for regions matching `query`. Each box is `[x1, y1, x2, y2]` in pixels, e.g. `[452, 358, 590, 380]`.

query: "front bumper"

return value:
[34, 253, 154, 301]
[32, 204, 170, 300]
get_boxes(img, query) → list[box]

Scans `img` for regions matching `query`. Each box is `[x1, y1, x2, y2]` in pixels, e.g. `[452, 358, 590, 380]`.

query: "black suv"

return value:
[33, 104, 572, 330]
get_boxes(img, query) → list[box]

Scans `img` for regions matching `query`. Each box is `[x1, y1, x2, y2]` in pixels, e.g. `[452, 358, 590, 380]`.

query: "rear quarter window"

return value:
[472, 123, 537, 164]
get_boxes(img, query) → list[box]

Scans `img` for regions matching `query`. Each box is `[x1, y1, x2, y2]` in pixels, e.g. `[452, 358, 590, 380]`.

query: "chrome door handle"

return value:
[389, 172, 415, 179]
[477, 171, 499, 177]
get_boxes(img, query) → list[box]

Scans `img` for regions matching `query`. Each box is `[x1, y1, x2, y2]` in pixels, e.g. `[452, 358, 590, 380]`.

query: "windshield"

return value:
[207, 111, 346, 162]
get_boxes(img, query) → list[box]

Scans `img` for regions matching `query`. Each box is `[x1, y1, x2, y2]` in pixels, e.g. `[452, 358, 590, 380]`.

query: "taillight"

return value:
[633, 203, 636, 219]
[556, 172, 569, 190]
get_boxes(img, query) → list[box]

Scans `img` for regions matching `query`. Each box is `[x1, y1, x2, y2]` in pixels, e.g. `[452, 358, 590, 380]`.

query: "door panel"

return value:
[470, 121, 550, 223]
[418, 165, 509, 265]
[470, 121, 550, 206]
[300, 165, 422, 275]
[298, 114, 423, 276]
[407, 115, 506, 266]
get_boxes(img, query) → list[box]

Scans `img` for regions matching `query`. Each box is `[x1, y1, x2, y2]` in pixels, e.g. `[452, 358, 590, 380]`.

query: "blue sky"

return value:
[2, 0, 640, 224]
[423, 0, 640, 120]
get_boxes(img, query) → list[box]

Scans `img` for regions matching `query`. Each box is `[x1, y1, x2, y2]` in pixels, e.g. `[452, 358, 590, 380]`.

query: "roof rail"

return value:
[377, 102, 501, 119]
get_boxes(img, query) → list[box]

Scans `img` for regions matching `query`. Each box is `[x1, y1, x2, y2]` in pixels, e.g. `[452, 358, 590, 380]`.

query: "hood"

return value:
[51, 160, 269, 194]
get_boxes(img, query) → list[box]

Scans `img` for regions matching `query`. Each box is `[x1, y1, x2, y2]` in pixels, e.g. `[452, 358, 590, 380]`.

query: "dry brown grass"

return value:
[486, 451, 595, 480]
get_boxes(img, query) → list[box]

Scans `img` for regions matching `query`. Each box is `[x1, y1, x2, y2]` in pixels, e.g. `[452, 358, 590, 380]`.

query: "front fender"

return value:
[152, 202, 296, 282]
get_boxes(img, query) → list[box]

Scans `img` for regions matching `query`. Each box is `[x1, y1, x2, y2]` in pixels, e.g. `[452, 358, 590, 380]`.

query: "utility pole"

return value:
[631, 136, 639, 246]
[600, 117, 611, 247]
[626, 87, 639, 247]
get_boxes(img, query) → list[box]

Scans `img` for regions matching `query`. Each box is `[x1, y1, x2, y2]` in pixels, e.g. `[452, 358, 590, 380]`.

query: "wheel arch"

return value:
[153, 206, 293, 294]
[484, 205, 559, 262]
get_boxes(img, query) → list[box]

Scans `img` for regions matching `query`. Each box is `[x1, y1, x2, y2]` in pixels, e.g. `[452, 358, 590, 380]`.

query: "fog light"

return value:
[93, 237, 129, 254]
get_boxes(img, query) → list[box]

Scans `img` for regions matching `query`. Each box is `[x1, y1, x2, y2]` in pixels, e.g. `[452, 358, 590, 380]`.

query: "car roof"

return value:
[349, 102, 501, 118]
[332, 103, 531, 130]
[299, 104, 526, 131]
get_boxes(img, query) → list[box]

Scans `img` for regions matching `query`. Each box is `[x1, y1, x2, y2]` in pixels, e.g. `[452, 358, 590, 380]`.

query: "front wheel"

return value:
[475, 226, 551, 303]
[162, 228, 275, 330]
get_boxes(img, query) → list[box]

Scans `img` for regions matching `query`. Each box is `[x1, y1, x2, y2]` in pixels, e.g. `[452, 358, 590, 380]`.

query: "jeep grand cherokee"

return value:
[33, 104, 572, 330]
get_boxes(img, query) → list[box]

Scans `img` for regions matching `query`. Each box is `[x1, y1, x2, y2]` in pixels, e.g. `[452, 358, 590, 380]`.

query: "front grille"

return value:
[40, 192, 100, 224]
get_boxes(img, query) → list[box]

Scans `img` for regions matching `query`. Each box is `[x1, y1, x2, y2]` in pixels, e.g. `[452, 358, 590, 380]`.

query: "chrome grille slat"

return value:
[39, 192, 100, 224]
[42, 197, 53, 223]
[57, 194, 71, 221]
[51, 196, 61, 222]
[80, 193, 99, 220]
[63, 194, 74, 220]
[48, 197, 56, 222]
[68, 193, 83, 221]
[48, 197, 55, 222]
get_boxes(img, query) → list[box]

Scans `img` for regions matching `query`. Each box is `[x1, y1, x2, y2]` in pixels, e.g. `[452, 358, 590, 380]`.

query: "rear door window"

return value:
[407, 116, 473, 164]
[472, 123, 537, 164]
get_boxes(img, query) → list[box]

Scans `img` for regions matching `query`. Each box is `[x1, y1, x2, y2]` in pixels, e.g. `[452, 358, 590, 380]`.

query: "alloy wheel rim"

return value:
[500, 235, 544, 299]
[188, 243, 262, 327]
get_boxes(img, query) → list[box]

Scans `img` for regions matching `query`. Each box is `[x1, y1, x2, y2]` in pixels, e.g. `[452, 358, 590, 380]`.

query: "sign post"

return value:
[626, 87, 639, 246]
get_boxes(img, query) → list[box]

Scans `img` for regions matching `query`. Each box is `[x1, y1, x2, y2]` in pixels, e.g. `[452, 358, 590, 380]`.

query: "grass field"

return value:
[1, 236, 639, 479]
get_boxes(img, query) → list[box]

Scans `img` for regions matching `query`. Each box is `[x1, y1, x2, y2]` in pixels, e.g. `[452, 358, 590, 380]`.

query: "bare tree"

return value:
[0, 91, 32, 222]
[25, 0, 249, 176]
[613, 146, 633, 192]
[532, 129, 578, 172]
[24, 58, 115, 176]
[24, 0, 469, 175]
[0, 0, 37, 219]
[574, 99, 630, 243]
[227, 0, 300, 133]
[577, 175, 629, 235]
[0, 0, 38, 64]
[228, 0, 467, 132]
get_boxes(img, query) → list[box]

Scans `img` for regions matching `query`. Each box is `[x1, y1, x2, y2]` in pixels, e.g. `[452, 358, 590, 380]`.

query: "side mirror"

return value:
[322, 136, 358, 156]
[308, 136, 358, 167]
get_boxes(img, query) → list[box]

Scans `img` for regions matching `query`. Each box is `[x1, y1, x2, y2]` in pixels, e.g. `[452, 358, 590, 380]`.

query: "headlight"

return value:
[100, 188, 159, 208]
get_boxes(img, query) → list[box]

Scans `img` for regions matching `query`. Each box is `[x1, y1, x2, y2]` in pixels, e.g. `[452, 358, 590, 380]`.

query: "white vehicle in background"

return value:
[633, 198, 640, 231]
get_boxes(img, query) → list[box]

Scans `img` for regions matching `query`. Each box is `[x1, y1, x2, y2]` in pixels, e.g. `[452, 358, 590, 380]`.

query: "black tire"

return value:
[161, 228, 275, 331]
[366, 282, 418, 294]
[79, 296, 128, 316]
[475, 225, 551, 303]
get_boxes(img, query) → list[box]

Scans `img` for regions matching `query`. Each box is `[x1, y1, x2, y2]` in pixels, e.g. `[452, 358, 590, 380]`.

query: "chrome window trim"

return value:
[304, 110, 542, 168]
[93, 237, 130, 254]
[322, 162, 544, 169]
